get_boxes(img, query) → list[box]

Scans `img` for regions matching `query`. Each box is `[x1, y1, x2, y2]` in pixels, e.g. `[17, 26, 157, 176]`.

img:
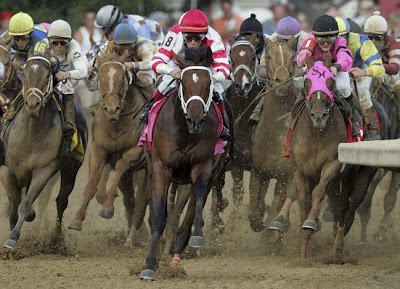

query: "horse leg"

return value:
[249, 171, 268, 232]
[140, 164, 171, 281]
[357, 169, 384, 242]
[231, 166, 244, 208]
[95, 164, 112, 205]
[4, 170, 22, 231]
[266, 180, 288, 230]
[296, 171, 312, 259]
[211, 169, 228, 234]
[374, 172, 400, 241]
[68, 147, 107, 230]
[36, 173, 59, 223]
[4, 163, 57, 251]
[163, 184, 191, 256]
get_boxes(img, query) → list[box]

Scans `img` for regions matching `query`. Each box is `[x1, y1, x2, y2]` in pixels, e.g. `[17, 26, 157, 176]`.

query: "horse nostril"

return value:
[116, 106, 121, 111]
[244, 83, 251, 90]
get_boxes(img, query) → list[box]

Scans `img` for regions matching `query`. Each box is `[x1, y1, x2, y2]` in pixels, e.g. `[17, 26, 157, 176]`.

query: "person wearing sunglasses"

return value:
[140, 8, 231, 141]
[5, 19, 89, 140]
[248, 16, 309, 126]
[335, 16, 385, 141]
[88, 19, 157, 100]
[364, 11, 400, 112]
[0, 12, 47, 71]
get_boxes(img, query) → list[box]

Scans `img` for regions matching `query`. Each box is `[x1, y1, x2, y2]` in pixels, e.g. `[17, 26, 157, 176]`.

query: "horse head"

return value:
[23, 51, 53, 118]
[0, 42, 19, 93]
[304, 54, 335, 129]
[230, 34, 259, 98]
[96, 50, 131, 121]
[174, 45, 213, 134]
[264, 37, 297, 95]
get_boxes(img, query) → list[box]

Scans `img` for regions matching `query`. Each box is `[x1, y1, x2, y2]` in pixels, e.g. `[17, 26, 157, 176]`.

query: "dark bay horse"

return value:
[291, 57, 348, 259]
[2, 53, 88, 251]
[227, 34, 263, 207]
[249, 37, 298, 232]
[140, 47, 229, 280]
[68, 52, 150, 244]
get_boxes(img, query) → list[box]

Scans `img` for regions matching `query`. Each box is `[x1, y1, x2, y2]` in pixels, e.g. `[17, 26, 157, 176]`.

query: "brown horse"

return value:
[68, 52, 150, 244]
[2, 53, 88, 251]
[249, 37, 298, 232]
[0, 43, 23, 102]
[140, 46, 229, 280]
[227, 34, 263, 207]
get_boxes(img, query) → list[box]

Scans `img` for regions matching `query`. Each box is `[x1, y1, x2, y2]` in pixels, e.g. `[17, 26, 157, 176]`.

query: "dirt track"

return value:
[1, 114, 400, 289]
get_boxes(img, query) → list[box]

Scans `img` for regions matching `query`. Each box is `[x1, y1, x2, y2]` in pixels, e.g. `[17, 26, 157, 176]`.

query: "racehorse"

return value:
[68, 51, 150, 245]
[0, 43, 23, 102]
[2, 52, 88, 251]
[227, 34, 263, 208]
[249, 37, 298, 232]
[140, 46, 229, 280]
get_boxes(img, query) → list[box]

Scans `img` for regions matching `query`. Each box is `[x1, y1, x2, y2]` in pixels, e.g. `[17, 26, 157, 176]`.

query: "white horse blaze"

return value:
[192, 73, 199, 83]
[239, 50, 246, 57]
[107, 67, 117, 91]
[31, 64, 39, 73]
[242, 74, 250, 88]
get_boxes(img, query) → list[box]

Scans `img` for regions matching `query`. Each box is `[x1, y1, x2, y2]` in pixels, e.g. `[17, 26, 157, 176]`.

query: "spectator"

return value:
[73, 10, 103, 55]
[354, 0, 376, 28]
[262, 3, 287, 35]
[0, 11, 12, 35]
[212, 0, 243, 46]
[148, 11, 171, 34]
[297, 12, 311, 33]
[388, 12, 400, 38]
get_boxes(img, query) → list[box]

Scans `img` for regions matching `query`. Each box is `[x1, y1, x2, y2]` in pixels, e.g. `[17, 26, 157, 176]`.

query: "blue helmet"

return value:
[113, 19, 137, 44]
[276, 16, 300, 40]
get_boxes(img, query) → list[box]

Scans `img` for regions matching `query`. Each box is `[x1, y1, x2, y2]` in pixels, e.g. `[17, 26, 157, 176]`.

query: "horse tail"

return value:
[372, 98, 389, 140]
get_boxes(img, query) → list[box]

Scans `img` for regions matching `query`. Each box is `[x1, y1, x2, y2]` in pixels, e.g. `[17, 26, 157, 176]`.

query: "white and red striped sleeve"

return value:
[206, 27, 230, 82]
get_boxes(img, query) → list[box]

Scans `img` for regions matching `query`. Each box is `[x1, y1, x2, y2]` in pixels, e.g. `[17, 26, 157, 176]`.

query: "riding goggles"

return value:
[50, 40, 70, 47]
[183, 33, 205, 42]
[366, 34, 385, 41]
[13, 35, 30, 41]
[315, 36, 337, 45]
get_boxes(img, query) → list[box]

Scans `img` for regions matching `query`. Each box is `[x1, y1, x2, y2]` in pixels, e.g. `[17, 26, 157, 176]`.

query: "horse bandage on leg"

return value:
[171, 254, 181, 267]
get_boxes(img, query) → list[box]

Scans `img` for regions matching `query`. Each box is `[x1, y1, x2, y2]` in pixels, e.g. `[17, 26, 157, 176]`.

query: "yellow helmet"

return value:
[9, 12, 34, 36]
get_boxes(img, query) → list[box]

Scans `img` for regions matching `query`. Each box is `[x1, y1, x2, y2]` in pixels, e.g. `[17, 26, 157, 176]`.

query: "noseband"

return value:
[178, 65, 213, 117]
[269, 43, 291, 82]
[98, 61, 132, 109]
[23, 56, 53, 105]
[230, 40, 259, 84]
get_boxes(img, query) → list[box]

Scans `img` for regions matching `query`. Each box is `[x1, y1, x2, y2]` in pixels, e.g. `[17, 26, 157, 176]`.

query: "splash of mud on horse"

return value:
[2, 52, 88, 251]
[139, 46, 229, 280]
[68, 51, 150, 246]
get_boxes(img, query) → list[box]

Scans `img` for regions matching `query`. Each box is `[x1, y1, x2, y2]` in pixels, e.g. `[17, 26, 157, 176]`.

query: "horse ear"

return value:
[304, 55, 313, 71]
[118, 49, 130, 63]
[229, 35, 236, 44]
[265, 37, 272, 52]
[174, 52, 189, 68]
[323, 51, 333, 67]
[250, 33, 257, 43]
[204, 47, 212, 65]
[287, 36, 297, 51]
[95, 53, 106, 66]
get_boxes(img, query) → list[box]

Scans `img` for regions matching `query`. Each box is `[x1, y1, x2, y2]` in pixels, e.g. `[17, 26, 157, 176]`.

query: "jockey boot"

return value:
[248, 96, 264, 126]
[3, 93, 24, 121]
[214, 92, 230, 141]
[63, 94, 76, 139]
[345, 94, 361, 137]
[364, 106, 381, 141]
[139, 98, 156, 124]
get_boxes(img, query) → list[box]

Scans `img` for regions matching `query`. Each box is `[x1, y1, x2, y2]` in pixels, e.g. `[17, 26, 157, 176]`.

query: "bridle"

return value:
[23, 56, 53, 105]
[178, 65, 213, 117]
[267, 43, 292, 83]
[230, 40, 259, 85]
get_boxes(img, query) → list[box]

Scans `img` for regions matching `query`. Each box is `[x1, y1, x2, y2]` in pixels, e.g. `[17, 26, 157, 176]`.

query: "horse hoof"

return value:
[99, 208, 114, 219]
[67, 220, 82, 231]
[188, 236, 206, 248]
[302, 220, 317, 231]
[140, 269, 156, 281]
[249, 219, 264, 232]
[25, 209, 36, 222]
[322, 207, 334, 222]
[268, 220, 284, 232]
[3, 239, 17, 251]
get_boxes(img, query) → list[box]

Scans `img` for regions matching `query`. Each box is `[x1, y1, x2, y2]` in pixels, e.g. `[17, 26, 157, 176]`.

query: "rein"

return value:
[178, 65, 213, 116]
[23, 56, 53, 105]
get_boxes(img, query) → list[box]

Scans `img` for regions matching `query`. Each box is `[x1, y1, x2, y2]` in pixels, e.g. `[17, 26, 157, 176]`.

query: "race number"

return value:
[33, 41, 48, 56]
[161, 33, 177, 50]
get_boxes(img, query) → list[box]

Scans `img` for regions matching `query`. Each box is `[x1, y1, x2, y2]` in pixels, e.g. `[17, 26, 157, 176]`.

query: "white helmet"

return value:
[95, 5, 123, 28]
[364, 11, 388, 35]
[48, 19, 72, 39]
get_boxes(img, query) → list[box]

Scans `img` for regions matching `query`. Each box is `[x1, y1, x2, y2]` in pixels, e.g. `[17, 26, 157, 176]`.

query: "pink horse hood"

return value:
[305, 61, 335, 101]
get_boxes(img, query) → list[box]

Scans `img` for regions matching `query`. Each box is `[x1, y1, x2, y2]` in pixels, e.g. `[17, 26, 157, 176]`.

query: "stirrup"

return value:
[220, 126, 230, 141]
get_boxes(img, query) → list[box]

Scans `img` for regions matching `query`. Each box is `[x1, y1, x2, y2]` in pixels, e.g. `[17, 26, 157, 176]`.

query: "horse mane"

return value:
[305, 52, 333, 70]
[175, 45, 213, 68]
[96, 49, 129, 67]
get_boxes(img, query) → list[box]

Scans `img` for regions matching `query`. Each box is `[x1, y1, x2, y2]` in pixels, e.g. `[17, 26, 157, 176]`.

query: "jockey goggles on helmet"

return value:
[13, 34, 31, 41]
[50, 39, 70, 47]
[183, 33, 205, 42]
[315, 35, 336, 45]
[366, 34, 385, 41]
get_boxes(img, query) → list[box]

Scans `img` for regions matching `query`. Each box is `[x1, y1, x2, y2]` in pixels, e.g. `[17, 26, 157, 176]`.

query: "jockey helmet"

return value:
[312, 15, 339, 36]
[9, 12, 34, 36]
[48, 20, 72, 39]
[179, 9, 208, 34]
[335, 17, 350, 36]
[114, 19, 137, 44]
[276, 16, 300, 40]
[364, 11, 387, 35]
[95, 5, 124, 29]
[240, 14, 263, 37]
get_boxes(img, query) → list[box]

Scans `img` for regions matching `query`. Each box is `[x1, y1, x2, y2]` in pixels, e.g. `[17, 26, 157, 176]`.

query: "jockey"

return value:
[94, 5, 164, 45]
[336, 16, 385, 140]
[88, 19, 157, 100]
[248, 16, 308, 126]
[0, 12, 47, 71]
[140, 8, 231, 141]
[363, 12, 400, 107]
[4, 20, 88, 139]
